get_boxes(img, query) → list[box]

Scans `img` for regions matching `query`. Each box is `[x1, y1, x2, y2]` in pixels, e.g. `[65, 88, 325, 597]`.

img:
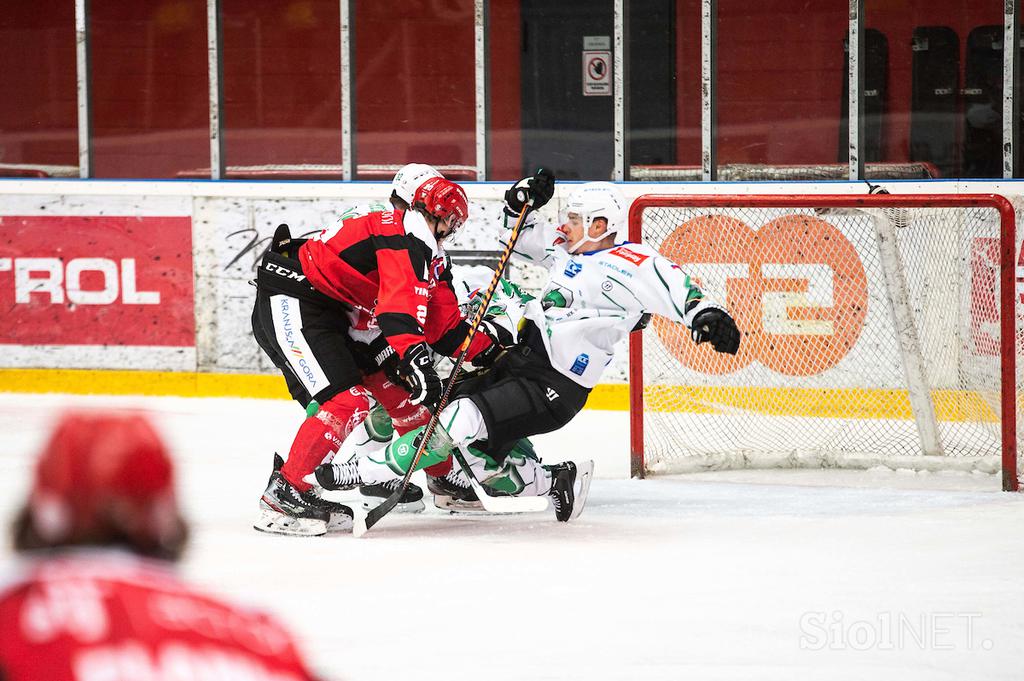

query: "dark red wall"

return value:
[89, 0, 208, 178]
[354, 1, 476, 171]
[0, 0, 1008, 179]
[489, 0, 523, 180]
[869, 0, 1002, 163]
[222, 0, 342, 167]
[675, 0, 1002, 169]
[0, 1, 77, 168]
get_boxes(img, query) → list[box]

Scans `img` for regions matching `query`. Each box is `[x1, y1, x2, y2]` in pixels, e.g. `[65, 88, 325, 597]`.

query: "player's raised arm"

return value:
[640, 255, 741, 355]
[497, 168, 560, 265]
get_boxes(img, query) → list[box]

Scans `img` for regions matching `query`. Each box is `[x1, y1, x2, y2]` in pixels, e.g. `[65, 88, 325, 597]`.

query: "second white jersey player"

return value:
[502, 181, 739, 388]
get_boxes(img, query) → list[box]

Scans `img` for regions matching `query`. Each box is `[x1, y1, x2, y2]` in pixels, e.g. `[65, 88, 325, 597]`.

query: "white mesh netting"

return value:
[633, 195, 1021, 488]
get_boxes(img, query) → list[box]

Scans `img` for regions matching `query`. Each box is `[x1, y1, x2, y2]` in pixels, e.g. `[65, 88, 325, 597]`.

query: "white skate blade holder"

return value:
[352, 507, 369, 538]
[361, 498, 425, 514]
[253, 509, 328, 537]
[433, 495, 486, 513]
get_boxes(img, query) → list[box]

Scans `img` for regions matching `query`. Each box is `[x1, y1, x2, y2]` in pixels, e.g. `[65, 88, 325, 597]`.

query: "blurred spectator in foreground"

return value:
[0, 411, 322, 681]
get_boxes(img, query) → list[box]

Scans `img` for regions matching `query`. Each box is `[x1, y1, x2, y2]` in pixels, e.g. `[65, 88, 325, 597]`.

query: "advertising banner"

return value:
[0, 215, 195, 347]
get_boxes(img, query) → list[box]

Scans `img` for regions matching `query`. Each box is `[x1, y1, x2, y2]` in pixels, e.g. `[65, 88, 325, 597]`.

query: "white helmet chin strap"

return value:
[568, 220, 615, 254]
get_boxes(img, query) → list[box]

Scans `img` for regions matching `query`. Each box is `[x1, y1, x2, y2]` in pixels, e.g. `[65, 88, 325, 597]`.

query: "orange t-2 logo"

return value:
[655, 213, 868, 376]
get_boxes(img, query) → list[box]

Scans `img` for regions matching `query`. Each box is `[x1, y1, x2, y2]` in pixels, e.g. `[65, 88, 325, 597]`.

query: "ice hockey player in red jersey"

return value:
[0, 410, 321, 681]
[345, 163, 482, 511]
[252, 175, 503, 535]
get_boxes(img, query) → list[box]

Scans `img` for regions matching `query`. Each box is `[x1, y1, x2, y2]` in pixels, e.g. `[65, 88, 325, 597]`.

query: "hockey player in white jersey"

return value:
[317, 172, 740, 522]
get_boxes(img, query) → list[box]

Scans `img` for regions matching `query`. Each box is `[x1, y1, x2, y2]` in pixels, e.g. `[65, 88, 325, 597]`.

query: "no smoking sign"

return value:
[582, 49, 611, 96]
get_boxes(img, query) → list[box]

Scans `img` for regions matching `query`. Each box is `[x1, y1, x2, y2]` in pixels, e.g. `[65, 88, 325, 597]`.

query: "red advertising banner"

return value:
[0, 216, 195, 346]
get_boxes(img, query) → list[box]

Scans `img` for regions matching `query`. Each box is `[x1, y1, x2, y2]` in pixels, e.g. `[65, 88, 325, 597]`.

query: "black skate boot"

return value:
[314, 460, 362, 491]
[268, 452, 286, 487]
[545, 460, 594, 522]
[266, 454, 354, 532]
[359, 479, 426, 513]
[256, 471, 332, 536]
[428, 468, 482, 512]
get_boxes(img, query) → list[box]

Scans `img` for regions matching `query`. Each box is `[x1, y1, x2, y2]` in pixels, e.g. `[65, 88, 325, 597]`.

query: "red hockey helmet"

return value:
[15, 410, 187, 560]
[413, 177, 469, 239]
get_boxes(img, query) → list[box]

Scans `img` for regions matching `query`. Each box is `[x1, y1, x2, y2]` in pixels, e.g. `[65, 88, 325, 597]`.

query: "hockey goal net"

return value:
[628, 193, 1021, 491]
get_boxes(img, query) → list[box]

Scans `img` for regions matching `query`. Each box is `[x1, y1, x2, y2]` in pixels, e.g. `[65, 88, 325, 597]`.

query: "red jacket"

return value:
[300, 209, 490, 360]
[0, 552, 319, 681]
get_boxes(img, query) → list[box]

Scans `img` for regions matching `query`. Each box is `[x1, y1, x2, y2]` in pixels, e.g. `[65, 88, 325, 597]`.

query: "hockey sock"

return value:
[380, 426, 450, 475]
[363, 403, 395, 443]
[282, 388, 370, 491]
[460, 444, 552, 496]
[378, 395, 488, 475]
[424, 459, 453, 477]
[393, 404, 451, 476]
[459, 438, 542, 495]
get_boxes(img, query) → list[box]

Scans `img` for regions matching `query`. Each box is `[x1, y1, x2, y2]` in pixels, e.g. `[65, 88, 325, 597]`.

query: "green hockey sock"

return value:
[383, 425, 452, 475]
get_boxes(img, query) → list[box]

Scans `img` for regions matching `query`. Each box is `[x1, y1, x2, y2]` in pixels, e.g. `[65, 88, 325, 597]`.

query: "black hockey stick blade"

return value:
[353, 481, 410, 537]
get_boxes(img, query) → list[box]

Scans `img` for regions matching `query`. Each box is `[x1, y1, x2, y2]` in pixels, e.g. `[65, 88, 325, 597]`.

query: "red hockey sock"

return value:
[424, 458, 452, 477]
[367, 372, 451, 477]
[281, 388, 370, 491]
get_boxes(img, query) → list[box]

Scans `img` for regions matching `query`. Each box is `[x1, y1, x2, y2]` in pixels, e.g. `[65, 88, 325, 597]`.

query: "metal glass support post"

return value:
[340, 0, 354, 180]
[207, 0, 225, 179]
[1004, 0, 1020, 178]
[848, 0, 865, 180]
[75, 0, 91, 178]
[475, 0, 488, 181]
[614, 0, 629, 181]
[701, 0, 717, 181]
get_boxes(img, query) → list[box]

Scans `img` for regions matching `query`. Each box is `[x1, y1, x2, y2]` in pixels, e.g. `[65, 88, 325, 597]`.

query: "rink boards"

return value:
[0, 178, 1022, 414]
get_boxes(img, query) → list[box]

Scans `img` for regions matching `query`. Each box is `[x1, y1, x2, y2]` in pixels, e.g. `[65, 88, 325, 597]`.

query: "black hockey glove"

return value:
[470, 319, 512, 368]
[504, 167, 556, 216]
[691, 306, 741, 355]
[352, 335, 402, 381]
[396, 342, 442, 410]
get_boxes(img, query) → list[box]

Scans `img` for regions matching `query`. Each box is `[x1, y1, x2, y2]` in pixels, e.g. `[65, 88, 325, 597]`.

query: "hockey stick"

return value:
[354, 201, 538, 536]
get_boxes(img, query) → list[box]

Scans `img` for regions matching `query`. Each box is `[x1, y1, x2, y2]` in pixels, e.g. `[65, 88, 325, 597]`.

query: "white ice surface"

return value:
[1, 393, 1022, 681]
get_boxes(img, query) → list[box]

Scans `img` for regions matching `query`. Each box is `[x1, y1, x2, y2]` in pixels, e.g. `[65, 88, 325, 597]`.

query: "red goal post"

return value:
[628, 193, 1019, 491]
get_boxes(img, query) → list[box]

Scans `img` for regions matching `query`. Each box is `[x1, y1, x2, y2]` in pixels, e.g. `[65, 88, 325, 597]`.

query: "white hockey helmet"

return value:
[391, 163, 443, 206]
[561, 182, 629, 253]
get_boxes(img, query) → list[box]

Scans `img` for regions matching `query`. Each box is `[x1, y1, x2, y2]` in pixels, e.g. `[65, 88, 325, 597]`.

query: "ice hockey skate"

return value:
[545, 460, 594, 522]
[359, 479, 426, 514]
[427, 468, 484, 512]
[314, 459, 361, 491]
[255, 458, 353, 536]
[317, 459, 426, 513]
[271, 452, 353, 531]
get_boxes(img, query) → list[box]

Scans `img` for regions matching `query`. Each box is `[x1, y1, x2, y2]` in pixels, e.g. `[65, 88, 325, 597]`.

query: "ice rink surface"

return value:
[1, 392, 1022, 681]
